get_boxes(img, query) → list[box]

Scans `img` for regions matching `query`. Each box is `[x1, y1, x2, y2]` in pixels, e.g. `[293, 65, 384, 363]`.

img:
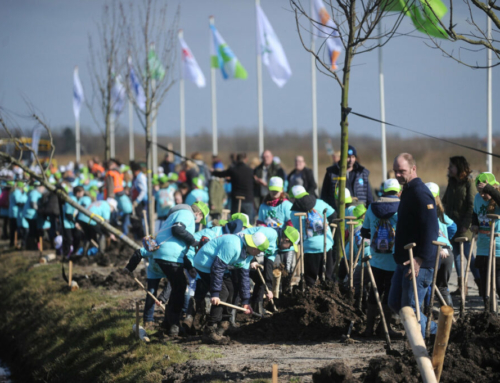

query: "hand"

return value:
[403, 256, 422, 280]
[243, 304, 253, 315]
[211, 297, 220, 306]
[109, 234, 116, 242]
[266, 291, 274, 300]
[250, 262, 259, 269]
[440, 249, 449, 259]
[470, 225, 479, 235]
[477, 182, 487, 193]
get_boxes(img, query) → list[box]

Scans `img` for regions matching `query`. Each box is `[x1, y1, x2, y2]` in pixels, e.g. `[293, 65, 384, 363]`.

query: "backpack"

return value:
[371, 218, 395, 254]
[305, 209, 324, 238]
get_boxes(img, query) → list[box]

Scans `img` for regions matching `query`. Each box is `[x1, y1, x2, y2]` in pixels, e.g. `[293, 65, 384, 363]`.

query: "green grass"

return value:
[0, 251, 207, 383]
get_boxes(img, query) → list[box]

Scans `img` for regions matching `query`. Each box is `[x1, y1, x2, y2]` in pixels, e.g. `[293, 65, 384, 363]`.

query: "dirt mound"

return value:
[72, 268, 144, 290]
[363, 351, 419, 383]
[234, 282, 362, 342]
[313, 361, 355, 383]
[437, 311, 500, 382]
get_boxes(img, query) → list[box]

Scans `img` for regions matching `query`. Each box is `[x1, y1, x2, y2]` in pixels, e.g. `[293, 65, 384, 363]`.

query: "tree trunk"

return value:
[145, 79, 155, 236]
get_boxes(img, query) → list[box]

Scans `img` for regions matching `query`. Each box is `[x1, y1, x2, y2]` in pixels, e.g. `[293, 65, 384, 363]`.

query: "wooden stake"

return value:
[236, 196, 245, 213]
[257, 267, 277, 312]
[133, 277, 166, 311]
[464, 235, 476, 288]
[323, 209, 328, 281]
[294, 212, 307, 291]
[347, 220, 356, 289]
[272, 364, 278, 383]
[39, 236, 43, 253]
[454, 237, 468, 318]
[135, 301, 140, 339]
[399, 307, 438, 383]
[404, 243, 420, 322]
[358, 262, 364, 311]
[221, 209, 230, 221]
[431, 306, 454, 382]
[426, 241, 446, 340]
[68, 260, 73, 287]
[14, 230, 17, 247]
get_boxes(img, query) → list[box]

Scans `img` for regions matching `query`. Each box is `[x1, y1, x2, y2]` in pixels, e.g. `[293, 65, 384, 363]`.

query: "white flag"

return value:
[312, 0, 342, 70]
[256, 4, 292, 88]
[128, 57, 146, 112]
[31, 125, 44, 161]
[111, 74, 126, 116]
[178, 34, 206, 87]
[73, 66, 84, 120]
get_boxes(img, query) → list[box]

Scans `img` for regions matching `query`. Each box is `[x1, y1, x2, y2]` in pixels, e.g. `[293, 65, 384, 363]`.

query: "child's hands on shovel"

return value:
[243, 304, 253, 315]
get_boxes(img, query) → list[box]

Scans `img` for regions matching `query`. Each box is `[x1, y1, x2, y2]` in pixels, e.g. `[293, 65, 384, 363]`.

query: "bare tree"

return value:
[87, 1, 124, 161]
[120, 0, 179, 234]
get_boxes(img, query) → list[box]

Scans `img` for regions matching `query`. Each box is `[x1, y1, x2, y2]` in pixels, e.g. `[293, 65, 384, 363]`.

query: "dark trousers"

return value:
[156, 260, 187, 325]
[304, 249, 334, 286]
[62, 227, 81, 257]
[250, 257, 274, 304]
[9, 218, 17, 246]
[475, 256, 500, 301]
[144, 278, 161, 322]
[436, 250, 454, 305]
[368, 267, 394, 305]
[196, 271, 233, 325]
[1, 217, 8, 239]
[26, 218, 40, 250]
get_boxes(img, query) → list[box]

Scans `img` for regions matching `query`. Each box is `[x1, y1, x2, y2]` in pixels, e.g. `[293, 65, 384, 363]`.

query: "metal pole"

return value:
[311, 0, 319, 191]
[128, 99, 134, 161]
[210, 16, 218, 156]
[75, 117, 81, 163]
[378, 24, 387, 181]
[256, 0, 264, 155]
[110, 114, 115, 158]
[179, 29, 186, 158]
[487, 16, 493, 173]
[152, 79, 158, 173]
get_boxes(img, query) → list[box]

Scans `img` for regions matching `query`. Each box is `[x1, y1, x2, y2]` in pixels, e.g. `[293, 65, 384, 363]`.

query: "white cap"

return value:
[268, 176, 283, 192]
[291, 185, 308, 199]
[59, 166, 66, 173]
[425, 182, 440, 198]
[107, 198, 118, 211]
[158, 166, 164, 175]
[383, 178, 401, 193]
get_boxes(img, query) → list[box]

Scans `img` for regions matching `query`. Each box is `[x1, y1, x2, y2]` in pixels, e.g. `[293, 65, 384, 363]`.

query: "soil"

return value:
[72, 267, 145, 290]
[233, 282, 364, 343]
[312, 361, 355, 383]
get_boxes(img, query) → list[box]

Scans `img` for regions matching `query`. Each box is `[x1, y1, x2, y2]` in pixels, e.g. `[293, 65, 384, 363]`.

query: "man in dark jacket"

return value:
[321, 145, 373, 209]
[254, 150, 281, 206]
[388, 153, 439, 339]
[287, 156, 317, 195]
[212, 153, 255, 222]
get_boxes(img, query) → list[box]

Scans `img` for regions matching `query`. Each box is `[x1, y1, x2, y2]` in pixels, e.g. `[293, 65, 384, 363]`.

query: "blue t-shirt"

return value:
[22, 189, 42, 220]
[77, 196, 93, 223]
[155, 186, 176, 218]
[185, 189, 209, 206]
[474, 193, 500, 257]
[437, 214, 455, 248]
[117, 194, 133, 215]
[86, 200, 111, 226]
[140, 248, 167, 279]
[9, 188, 27, 219]
[241, 226, 279, 261]
[193, 235, 252, 274]
[291, 199, 335, 254]
[258, 200, 293, 228]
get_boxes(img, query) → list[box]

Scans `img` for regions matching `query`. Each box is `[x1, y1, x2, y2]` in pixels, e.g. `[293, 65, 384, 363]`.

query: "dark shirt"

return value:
[288, 167, 317, 196]
[212, 161, 254, 201]
[393, 177, 439, 269]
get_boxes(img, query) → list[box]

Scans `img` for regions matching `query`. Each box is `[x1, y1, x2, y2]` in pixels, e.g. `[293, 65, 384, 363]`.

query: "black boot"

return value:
[203, 324, 229, 345]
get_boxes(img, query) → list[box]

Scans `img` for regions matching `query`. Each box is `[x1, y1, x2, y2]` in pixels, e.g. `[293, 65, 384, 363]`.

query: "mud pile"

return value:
[72, 268, 144, 290]
[234, 282, 362, 342]
[313, 361, 355, 383]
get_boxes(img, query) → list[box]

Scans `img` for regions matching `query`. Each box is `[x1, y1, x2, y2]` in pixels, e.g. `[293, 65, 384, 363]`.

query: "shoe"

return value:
[182, 315, 194, 333]
[383, 304, 404, 339]
[144, 321, 156, 331]
[450, 277, 462, 296]
[169, 324, 180, 337]
[202, 324, 229, 345]
[216, 321, 230, 336]
[361, 304, 378, 337]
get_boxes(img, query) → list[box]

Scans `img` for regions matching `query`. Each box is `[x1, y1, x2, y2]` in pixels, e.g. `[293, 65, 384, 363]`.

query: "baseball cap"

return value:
[425, 182, 440, 198]
[383, 178, 401, 193]
[348, 145, 357, 157]
[291, 185, 309, 199]
[244, 232, 270, 252]
[335, 187, 352, 204]
[193, 201, 209, 225]
[476, 172, 500, 186]
[283, 226, 300, 252]
[159, 174, 169, 184]
[168, 172, 179, 182]
[213, 162, 224, 171]
[231, 213, 252, 228]
[269, 177, 284, 192]
[193, 177, 204, 189]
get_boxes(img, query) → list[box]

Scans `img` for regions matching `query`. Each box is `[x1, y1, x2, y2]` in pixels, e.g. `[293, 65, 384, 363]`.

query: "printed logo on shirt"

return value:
[427, 204, 434, 209]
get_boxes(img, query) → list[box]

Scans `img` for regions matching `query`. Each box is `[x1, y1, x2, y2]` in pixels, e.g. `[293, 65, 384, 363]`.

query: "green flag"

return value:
[148, 46, 165, 81]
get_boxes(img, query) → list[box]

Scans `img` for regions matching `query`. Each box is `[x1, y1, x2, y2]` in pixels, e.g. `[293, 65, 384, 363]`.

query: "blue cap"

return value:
[214, 162, 224, 171]
[348, 145, 357, 157]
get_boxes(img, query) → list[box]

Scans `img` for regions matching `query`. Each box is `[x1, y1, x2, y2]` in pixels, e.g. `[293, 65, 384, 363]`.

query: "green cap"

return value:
[193, 201, 209, 225]
[159, 174, 169, 184]
[193, 177, 204, 189]
[425, 182, 440, 198]
[231, 213, 252, 228]
[244, 232, 270, 252]
[168, 172, 179, 182]
[218, 219, 228, 226]
[476, 172, 500, 187]
[6, 181, 14, 187]
[352, 204, 367, 226]
[16, 181, 24, 188]
[291, 185, 309, 199]
[283, 226, 300, 252]
[336, 187, 352, 204]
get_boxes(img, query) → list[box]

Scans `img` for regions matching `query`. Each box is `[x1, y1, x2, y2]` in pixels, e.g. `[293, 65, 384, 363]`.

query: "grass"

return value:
[0, 250, 211, 383]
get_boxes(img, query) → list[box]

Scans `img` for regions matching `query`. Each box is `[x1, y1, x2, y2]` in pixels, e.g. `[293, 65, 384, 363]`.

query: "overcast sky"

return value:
[0, 0, 498, 143]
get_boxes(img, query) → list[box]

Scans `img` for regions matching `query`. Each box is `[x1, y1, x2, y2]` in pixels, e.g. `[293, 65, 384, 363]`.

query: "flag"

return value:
[31, 125, 44, 161]
[311, 0, 343, 70]
[73, 66, 84, 120]
[111, 74, 126, 116]
[179, 34, 206, 88]
[148, 44, 165, 81]
[210, 23, 248, 80]
[128, 58, 146, 112]
[256, 4, 292, 87]
[381, 0, 448, 38]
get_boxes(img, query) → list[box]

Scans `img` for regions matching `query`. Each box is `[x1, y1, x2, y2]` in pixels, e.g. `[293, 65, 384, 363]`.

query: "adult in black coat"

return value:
[287, 156, 317, 196]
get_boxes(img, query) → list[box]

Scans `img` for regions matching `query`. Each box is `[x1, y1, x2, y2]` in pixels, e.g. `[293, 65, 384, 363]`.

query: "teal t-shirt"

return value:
[86, 200, 111, 226]
[193, 235, 252, 274]
[22, 189, 42, 220]
[291, 199, 335, 254]
[474, 193, 500, 257]
[437, 214, 454, 248]
[9, 189, 27, 219]
[345, 231, 371, 266]
[258, 200, 293, 228]
[361, 206, 397, 272]
[77, 196, 93, 223]
[140, 248, 167, 279]
[155, 186, 176, 218]
[117, 194, 133, 215]
[63, 195, 78, 229]
[185, 189, 209, 206]
[185, 227, 221, 265]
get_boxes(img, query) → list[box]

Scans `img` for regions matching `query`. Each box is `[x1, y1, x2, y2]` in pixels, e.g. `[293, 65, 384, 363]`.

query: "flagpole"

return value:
[179, 30, 186, 158]
[128, 99, 134, 161]
[487, 16, 493, 173]
[210, 16, 218, 156]
[75, 117, 81, 163]
[256, 0, 264, 155]
[378, 24, 387, 181]
[311, 0, 319, 192]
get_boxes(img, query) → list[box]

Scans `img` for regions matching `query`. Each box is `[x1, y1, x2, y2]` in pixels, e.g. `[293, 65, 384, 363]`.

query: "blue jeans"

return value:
[452, 240, 480, 281]
[144, 278, 161, 322]
[121, 213, 131, 236]
[388, 264, 437, 339]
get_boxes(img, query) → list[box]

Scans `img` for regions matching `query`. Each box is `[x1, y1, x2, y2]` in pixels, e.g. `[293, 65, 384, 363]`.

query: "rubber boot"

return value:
[382, 304, 404, 339]
[229, 309, 238, 327]
[181, 298, 195, 333]
[451, 277, 462, 296]
[169, 313, 180, 337]
[202, 324, 229, 345]
[442, 291, 454, 307]
[362, 304, 378, 337]
[258, 301, 265, 317]
[217, 321, 230, 336]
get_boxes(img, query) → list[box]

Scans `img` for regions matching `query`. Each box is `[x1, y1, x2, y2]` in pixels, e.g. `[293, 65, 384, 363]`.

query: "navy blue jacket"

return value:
[321, 162, 373, 209]
[393, 178, 439, 268]
[210, 251, 251, 305]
